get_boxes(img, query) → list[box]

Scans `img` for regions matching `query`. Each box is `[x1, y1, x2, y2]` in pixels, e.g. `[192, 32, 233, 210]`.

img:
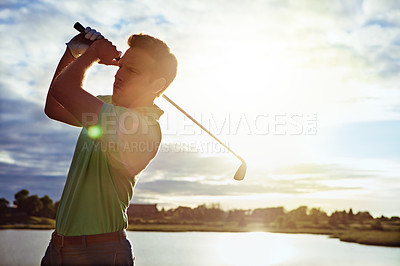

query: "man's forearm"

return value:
[49, 47, 76, 89]
[44, 47, 82, 126]
[50, 50, 99, 100]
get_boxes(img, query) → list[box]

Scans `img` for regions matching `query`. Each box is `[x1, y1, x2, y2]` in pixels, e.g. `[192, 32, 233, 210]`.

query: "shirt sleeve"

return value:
[97, 103, 161, 176]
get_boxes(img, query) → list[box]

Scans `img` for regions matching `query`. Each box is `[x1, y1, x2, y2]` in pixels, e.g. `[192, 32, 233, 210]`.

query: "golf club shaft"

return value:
[162, 95, 244, 163]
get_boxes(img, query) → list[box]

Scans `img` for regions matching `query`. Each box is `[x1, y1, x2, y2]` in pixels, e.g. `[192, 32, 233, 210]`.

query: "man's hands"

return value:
[67, 26, 121, 66]
[66, 27, 104, 58]
[86, 39, 122, 66]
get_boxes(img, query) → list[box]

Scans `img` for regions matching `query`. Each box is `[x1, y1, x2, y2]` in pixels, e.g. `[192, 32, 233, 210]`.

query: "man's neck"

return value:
[129, 97, 155, 108]
[113, 94, 155, 108]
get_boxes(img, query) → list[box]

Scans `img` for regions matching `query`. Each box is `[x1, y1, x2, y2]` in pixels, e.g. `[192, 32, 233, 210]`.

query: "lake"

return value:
[0, 230, 399, 265]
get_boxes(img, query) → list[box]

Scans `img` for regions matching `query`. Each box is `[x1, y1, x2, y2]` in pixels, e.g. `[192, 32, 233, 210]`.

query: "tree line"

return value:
[152, 204, 398, 229]
[0, 189, 59, 218]
[1, 189, 399, 229]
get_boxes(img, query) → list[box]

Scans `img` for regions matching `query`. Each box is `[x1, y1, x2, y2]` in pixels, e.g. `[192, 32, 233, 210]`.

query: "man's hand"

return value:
[86, 39, 122, 66]
[66, 27, 104, 58]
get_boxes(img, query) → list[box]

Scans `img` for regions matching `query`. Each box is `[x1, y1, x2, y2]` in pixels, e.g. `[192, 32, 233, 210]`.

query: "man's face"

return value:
[112, 47, 156, 107]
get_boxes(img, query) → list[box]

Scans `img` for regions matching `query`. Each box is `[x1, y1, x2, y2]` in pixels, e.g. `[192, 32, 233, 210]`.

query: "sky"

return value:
[0, 0, 399, 217]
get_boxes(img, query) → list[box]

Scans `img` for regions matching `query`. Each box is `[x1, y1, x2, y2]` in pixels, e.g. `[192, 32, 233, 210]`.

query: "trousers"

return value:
[41, 231, 134, 266]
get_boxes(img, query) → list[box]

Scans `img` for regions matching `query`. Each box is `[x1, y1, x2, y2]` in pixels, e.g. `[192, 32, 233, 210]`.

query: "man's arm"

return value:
[44, 47, 82, 127]
[50, 39, 120, 128]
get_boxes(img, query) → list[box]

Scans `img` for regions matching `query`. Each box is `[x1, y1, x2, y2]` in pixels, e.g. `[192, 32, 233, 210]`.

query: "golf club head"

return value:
[233, 161, 247, 181]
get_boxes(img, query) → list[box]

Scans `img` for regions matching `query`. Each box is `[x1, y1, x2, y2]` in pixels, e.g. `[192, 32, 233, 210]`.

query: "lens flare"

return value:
[88, 125, 102, 139]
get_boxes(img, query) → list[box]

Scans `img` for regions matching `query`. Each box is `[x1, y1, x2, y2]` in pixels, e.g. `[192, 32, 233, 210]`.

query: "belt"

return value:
[51, 230, 126, 247]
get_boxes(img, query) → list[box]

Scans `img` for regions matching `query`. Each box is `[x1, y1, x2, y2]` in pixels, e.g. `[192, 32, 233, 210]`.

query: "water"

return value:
[0, 230, 399, 266]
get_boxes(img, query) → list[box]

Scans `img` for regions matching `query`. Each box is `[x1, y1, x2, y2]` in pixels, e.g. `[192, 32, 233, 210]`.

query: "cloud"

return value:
[133, 156, 400, 212]
[135, 177, 360, 197]
[271, 163, 378, 177]
[137, 155, 384, 199]
[0, 96, 79, 202]
[0, 172, 66, 203]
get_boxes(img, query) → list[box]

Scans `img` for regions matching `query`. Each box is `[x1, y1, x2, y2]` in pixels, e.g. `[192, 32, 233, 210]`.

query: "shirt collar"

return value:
[135, 105, 164, 121]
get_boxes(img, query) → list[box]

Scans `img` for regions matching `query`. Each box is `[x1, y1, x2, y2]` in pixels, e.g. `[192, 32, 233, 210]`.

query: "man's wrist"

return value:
[64, 46, 76, 61]
[79, 49, 100, 64]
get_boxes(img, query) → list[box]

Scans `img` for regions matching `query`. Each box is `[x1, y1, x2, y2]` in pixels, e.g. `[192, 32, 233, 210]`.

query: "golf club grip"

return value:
[74, 22, 86, 34]
[72, 22, 121, 61]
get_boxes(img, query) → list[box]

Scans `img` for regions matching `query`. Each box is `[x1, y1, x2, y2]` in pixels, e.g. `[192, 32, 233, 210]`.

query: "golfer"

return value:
[41, 27, 177, 265]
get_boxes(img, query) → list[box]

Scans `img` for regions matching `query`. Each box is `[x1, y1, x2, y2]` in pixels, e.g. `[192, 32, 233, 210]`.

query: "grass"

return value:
[0, 215, 55, 230]
[330, 230, 400, 247]
[128, 220, 248, 232]
[0, 224, 54, 230]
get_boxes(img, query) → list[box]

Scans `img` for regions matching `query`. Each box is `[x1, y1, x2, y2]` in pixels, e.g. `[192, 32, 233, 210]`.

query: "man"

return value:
[41, 26, 177, 265]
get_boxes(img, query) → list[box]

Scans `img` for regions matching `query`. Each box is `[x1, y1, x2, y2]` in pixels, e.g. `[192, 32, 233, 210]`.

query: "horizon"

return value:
[3, 188, 398, 218]
[1, 0, 400, 218]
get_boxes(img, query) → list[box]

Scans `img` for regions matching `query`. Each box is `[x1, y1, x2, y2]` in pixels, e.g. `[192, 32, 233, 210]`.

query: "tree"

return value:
[193, 204, 207, 220]
[288, 206, 308, 221]
[173, 206, 193, 220]
[252, 207, 285, 223]
[378, 215, 389, 221]
[354, 211, 373, 223]
[348, 208, 355, 222]
[329, 211, 349, 226]
[205, 204, 225, 221]
[24, 195, 43, 216]
[0, 198, 10, 216]
[227, 210, 246, 222]
[40, 195, 55, 218]
[159, 207, 166, 218]
[14, 189, 29, 212]
[192, 204, 225, 221]
[310, 208, 327, 225]
[329, 212, 340, 227]
[310, 208, 327, 218]
[227, 209, 247, 226]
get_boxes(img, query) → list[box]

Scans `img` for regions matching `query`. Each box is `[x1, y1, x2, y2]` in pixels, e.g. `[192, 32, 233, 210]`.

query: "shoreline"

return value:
[1, 224, 399, 248]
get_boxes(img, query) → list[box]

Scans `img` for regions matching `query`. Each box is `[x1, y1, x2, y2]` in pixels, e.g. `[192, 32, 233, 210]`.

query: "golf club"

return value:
[73, 22, 246, 181]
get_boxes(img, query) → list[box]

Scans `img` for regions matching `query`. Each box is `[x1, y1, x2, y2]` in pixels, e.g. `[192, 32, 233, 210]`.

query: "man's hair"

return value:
[128, 34, 177, 96]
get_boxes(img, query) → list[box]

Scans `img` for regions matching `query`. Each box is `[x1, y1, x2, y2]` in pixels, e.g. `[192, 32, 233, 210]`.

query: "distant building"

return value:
[127, 204, 158, 218]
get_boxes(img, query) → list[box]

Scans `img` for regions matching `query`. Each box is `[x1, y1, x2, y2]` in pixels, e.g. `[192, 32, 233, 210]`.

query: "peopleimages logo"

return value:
[161, 112, 318, 136]
[82, 112, 318, 137]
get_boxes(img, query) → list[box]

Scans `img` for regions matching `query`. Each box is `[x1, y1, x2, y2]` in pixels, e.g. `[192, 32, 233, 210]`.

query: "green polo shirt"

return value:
[55, 95, 163, 236]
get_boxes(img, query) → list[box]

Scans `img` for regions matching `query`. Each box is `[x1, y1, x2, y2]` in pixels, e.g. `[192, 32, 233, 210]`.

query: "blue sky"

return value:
[0, 0, 399, 216]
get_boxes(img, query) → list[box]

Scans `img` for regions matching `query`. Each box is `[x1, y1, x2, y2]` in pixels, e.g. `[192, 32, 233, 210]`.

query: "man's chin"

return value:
[112, 95, 126, 107]
[112, 94, 118, 105]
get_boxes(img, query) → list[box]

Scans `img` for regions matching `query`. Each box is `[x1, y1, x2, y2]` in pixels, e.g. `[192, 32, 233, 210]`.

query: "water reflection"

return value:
[216, 232, 293, 265]
[0, 230, 399, 266]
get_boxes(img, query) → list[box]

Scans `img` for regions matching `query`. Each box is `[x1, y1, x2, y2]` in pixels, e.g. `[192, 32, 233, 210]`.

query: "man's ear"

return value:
[151, 78, 166, 95]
